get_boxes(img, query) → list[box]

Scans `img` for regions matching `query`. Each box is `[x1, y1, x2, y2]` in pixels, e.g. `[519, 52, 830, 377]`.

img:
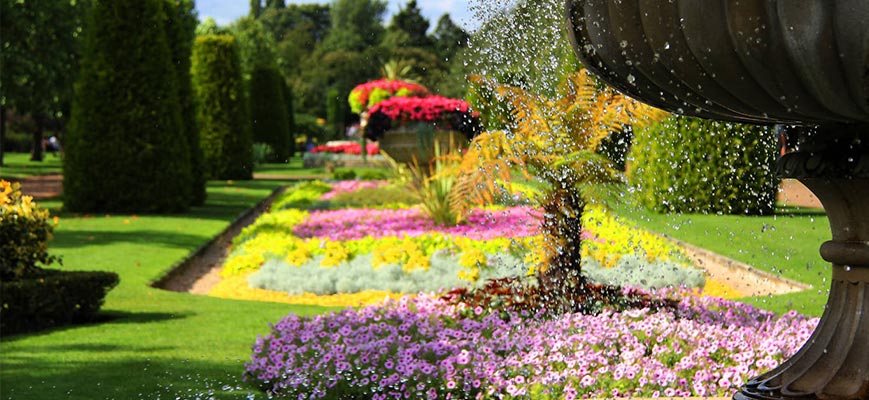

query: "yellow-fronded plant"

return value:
[453, 70, 666, 282]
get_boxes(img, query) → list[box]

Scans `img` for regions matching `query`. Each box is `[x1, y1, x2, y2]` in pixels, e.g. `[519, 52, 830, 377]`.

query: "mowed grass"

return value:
[1, 178, 339, 400]
[0, 152, 63, 179]
[611, 201, 831, 317]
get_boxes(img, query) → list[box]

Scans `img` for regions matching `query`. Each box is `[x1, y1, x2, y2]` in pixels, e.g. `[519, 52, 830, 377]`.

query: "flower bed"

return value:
[244, 292, 817, 398]
[210, 181, 727, 307]
[310, 141, 380, 156]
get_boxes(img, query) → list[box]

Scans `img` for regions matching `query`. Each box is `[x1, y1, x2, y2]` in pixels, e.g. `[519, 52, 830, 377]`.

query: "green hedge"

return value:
[191, 34, 253, 180]
[165, 0, 207, 206]
[627, 116, 778, 215]
[64, 0, 194, 213]
[0, 269, 119, 335]
[250, 66, 291, 162]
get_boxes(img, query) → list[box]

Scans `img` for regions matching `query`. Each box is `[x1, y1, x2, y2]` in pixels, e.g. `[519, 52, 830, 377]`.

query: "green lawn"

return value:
[610, 200, 831, 316]
[1, 154, 835, 397]
[0, 152, 63, 179]
[0, 179, 339, 400]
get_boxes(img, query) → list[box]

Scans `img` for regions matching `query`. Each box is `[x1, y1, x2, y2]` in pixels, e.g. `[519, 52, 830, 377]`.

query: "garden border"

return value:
[150, 184, 287, 293]
[669, 238, 811, 296]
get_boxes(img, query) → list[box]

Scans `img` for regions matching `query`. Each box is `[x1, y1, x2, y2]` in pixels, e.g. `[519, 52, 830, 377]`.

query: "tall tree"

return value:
[319, 0, 387, 52]
[250, 0, 262, 18]
[432, 14, 469, 60]
[191, 35, 253, 180]
[64, 0, 193, 212]
[0, 0, 90, 164]
[387, 0, 432, 49]
[264, 0, 285, 9]
[164, 0, 206, 205]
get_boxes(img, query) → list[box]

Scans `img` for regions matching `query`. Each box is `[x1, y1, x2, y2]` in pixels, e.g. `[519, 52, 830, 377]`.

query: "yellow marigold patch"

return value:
[698, 277, 744, 299]
[209, 272, 405, 307]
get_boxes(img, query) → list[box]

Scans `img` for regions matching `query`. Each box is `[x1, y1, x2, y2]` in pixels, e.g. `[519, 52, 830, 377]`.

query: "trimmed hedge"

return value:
[250, 66, 291, 162]
[64, 0, 194, 213]
[165, 0, 207, 206]
[191, 34, 254, 180]
[627, 116, 778, 215]
[0, 269, 119, 335]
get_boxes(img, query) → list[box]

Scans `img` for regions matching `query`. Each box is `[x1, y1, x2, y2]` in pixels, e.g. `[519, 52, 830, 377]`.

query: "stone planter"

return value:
[377, 127, 468, 165]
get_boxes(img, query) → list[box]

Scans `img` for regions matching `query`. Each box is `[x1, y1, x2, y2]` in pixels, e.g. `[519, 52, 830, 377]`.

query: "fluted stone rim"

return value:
[565, 0, 869, 125]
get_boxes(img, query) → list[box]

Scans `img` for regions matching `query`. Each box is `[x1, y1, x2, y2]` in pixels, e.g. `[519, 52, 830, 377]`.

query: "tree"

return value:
[231, 17, 281, 81]
[258, 4, 331, 113]
[432, 14, 468, 60]
[319, 0, 387, 52]
[265, 0, 285, 9]
[453, 71, 666, 285]
[387, 0, 433, 49]
[0, 0, 90, 164]
[64, 0, 193, 212]
[250, 0, 262, 18]
[465, 0, 577, 97]
[164, 0, 206, 205]
[250, 67, 292, 162]
[191, 35, 253, 180]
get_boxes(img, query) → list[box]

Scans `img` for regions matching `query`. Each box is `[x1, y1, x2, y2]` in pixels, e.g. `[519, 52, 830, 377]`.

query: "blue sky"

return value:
[195, 0, 477, 31]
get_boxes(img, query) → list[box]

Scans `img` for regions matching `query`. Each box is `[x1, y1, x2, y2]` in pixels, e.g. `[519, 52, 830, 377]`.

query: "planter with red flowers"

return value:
[363, 95, 482, 164]
[348, 79, 430, 115]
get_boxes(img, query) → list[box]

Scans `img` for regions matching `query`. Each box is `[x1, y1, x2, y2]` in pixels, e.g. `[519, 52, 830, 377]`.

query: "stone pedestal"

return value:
[736, 127, 868, 399]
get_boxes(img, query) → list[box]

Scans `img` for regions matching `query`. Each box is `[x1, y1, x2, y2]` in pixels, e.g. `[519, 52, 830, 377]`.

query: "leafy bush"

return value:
[268, 180, 332, 211]
[64, 0, 194, 212]
[250, 66, 291, 162]
[327, 186, 418, 209]
[357, 169, 391, 180]
[331, 168, 356, 180]
[251, 142, 274, 165]
[191, 34, 253, 180]
[628, 116, 779, 215]
[0, 180, 59, 280]
[0, 269, 119, 335]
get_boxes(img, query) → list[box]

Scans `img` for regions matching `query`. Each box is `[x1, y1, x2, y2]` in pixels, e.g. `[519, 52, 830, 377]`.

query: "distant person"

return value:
[346, 123, 360, 139]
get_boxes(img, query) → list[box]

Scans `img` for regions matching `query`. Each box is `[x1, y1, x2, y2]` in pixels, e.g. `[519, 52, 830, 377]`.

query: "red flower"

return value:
[368, 96, 476, 123]
[310, 142, 379, 155]
[348, 79, 429, 113]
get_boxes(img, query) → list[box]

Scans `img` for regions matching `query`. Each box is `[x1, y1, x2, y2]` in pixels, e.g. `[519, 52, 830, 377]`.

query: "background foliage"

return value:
[64, 0, 194, 212]
[191, 34, 253, 180]
[628, 116, 779, 215]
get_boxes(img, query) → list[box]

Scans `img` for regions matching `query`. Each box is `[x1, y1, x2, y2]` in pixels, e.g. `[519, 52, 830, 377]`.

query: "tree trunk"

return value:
[538, 186, 586, 287]
[30, 115, 44, 162]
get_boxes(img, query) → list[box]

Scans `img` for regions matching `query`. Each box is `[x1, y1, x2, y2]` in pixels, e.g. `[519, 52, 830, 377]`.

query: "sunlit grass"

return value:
[0, 152, 63, 179]
[611, 200, 830, 316]
[0, 179, 340, 400]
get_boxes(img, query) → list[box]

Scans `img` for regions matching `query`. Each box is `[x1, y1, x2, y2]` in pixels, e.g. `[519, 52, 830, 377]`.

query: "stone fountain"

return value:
[564, 1, 867, 398]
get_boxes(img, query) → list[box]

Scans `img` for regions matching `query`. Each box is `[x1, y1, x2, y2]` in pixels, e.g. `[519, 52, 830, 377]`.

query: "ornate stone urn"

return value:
[565, 1, 868, 399]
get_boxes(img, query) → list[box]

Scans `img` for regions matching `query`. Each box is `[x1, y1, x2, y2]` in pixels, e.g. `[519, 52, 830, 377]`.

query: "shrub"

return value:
[64, 0, 194, 212]
[0, 269, 119, 335]
[628, 116, 779, 215]
[191, 34, 253, 180]
[165, 0, 207, 206]
[251, 142, 274, 165]
[331, 168, 356, 180]
[250, 66, 292, 162]
[357, 169, 390, 180]
[326, 186, 418, 209]
[0, 180, 59, 280]
[269, 180, 333, 211]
